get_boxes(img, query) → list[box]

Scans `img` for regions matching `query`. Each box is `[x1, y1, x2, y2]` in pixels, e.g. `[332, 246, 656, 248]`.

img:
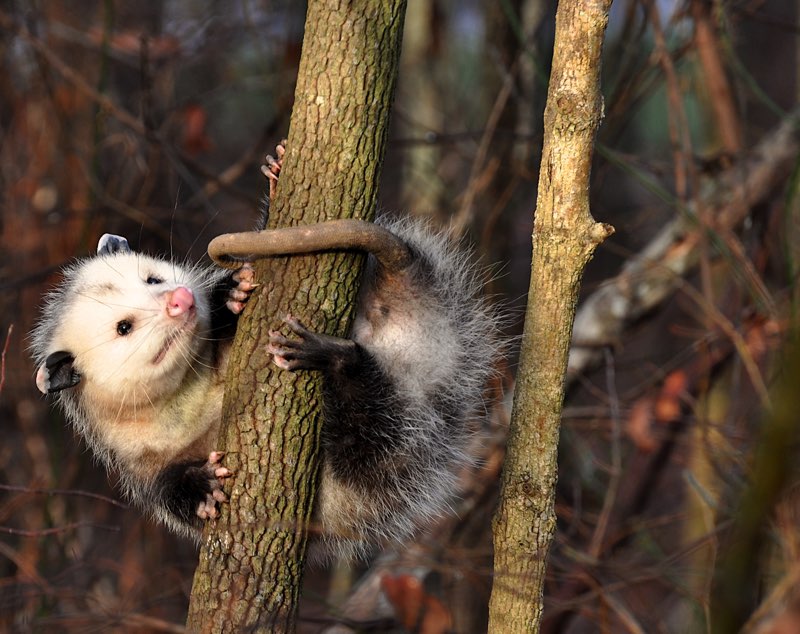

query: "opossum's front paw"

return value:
[267, 314, 357, 373]
[195, 451, 233, 521]
[261, 139, 287, 200]
[158, 452, 233, 524]
[226, 263, 257, 315]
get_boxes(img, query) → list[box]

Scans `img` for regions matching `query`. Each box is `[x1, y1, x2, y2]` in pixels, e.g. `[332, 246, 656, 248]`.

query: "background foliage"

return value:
[1, 0, 799, 631]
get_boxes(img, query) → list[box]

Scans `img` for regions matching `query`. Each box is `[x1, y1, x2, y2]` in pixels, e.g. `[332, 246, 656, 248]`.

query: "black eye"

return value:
[116, 320, 133, 336]
[146, 275, 164, 285]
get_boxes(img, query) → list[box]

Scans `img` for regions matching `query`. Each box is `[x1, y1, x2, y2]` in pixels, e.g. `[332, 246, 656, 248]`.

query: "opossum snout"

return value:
[166, 287, 195, 317]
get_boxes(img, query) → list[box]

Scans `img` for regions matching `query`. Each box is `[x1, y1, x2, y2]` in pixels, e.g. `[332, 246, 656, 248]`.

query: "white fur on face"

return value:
[53, 252, 213, 410]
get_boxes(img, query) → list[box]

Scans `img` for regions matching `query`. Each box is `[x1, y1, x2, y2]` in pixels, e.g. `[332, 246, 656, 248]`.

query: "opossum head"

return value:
[32, 234, 214, 411]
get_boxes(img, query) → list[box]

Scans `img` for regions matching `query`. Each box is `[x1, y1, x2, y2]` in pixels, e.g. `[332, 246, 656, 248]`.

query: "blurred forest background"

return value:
[1, 0, 800, 632]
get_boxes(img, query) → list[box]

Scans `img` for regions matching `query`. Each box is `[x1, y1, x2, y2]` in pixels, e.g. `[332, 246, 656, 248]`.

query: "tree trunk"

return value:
[487, 1, 614, 632]
[185, 1, 407, 632]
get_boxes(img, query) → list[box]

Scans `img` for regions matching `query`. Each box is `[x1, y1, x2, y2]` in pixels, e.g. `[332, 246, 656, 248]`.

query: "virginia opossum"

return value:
[31, 147, 502, 562]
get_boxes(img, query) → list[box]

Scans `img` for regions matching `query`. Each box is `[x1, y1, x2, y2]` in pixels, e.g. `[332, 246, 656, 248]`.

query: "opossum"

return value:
[31, 150, 502, 562]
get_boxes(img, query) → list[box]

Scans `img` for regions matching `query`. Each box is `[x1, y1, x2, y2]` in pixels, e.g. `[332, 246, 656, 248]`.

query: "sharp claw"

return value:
[212, 489, 227, 503]
[284, 314, 307, 335]
[236, 281, 258, 292]
[214, 467, 232, 479]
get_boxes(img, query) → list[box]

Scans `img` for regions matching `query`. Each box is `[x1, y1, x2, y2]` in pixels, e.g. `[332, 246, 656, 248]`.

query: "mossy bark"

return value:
[487, 1, 614, 632]
[185, 1, 407, 631]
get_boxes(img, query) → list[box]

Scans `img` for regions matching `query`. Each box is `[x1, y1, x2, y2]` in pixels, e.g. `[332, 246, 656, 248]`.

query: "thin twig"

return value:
[588, 348, 623, 559]
[0, 522, 121, 537]
[675, 278, 772, 408]
[690, 0, 742, 153]
[646, 0, 694, 200]
[450, 56, 518, 238]
[0, 324, 12, 398]
[0, 483, 128, 508]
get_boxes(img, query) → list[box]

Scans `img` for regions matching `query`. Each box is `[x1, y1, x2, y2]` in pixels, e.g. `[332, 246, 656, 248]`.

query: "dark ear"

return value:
[36, 350, 81, 394]
[97, 233, 131, 256]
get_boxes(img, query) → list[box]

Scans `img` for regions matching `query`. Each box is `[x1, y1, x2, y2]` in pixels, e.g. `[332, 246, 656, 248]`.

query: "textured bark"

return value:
[185, 1, 407, 632]
[487, 1, 614, 632]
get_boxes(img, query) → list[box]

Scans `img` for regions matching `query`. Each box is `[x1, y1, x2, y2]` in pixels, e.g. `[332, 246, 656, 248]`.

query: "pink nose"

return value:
[166, 286, 195, 317]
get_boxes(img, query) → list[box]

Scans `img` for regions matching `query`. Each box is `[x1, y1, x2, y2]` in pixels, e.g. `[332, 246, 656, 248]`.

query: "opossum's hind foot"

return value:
[261, 139, 287, 200]
[267, 314, 359, 373]
[196, 451, 233, 520]
[226, 263, 257, 315]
